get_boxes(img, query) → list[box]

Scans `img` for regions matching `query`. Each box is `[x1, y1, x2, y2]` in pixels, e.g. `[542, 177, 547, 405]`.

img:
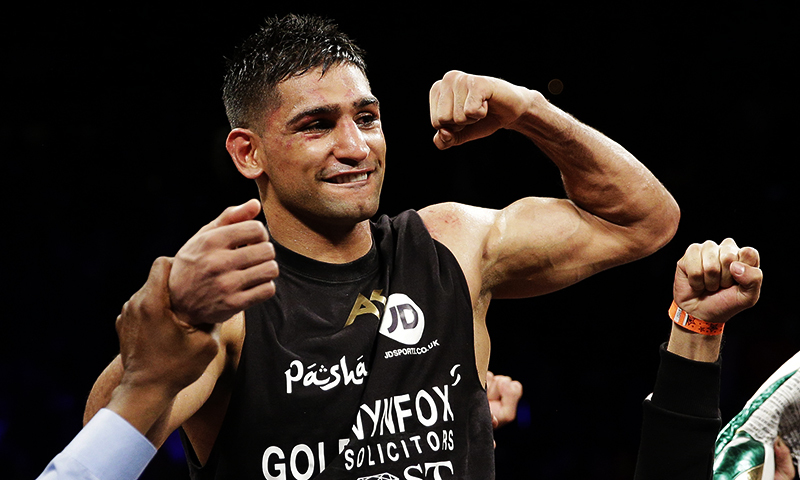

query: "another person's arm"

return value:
[83, 200, 277, 448]
[634, 238, 762, 480]
[38, 255, 223, 479]
[486, 371, 523, 429]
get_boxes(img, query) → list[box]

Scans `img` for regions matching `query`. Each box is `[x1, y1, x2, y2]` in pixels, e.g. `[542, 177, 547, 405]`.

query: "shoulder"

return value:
[417, 202, 499, 300]
[418, 202, 498, 245]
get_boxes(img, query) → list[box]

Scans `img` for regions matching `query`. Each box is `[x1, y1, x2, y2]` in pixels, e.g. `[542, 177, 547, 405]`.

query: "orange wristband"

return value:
[669, 301, 724, 336]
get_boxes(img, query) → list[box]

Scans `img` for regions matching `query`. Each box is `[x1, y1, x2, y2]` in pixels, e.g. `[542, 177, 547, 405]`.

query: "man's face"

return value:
[256, 63, 386, 228]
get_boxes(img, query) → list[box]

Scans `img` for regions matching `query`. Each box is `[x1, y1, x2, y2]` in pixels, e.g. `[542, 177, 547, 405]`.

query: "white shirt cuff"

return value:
[38, 408, 157, 480]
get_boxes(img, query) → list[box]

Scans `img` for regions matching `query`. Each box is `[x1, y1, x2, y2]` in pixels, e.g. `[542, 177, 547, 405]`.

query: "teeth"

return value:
[333, 172, 368, 184]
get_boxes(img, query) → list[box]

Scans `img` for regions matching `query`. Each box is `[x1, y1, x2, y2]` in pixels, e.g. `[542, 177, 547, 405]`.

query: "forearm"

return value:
[85, 354, 178, 442]
[106, 381, 176, 439]
[84, 355, 124, 425]
[510, 93, 679, 241]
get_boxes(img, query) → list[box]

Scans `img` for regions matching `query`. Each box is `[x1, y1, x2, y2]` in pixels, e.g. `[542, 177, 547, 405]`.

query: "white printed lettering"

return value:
[263, 440, 348, 479]
[432, 386, 453, 422]
[409, 435, 423, 454]
[344, 449, 354, 470]
[289, 444, 314, 480]
[362, 401, 381, 437]
[352, 410, 365, 440]
[387, 441, 399, 461]
[262, 446, 286, 480]
[426, 431, 440, 451]
[415, 390, 437, 427]
[381, 397, 396, 435]
[284, 355, 368, 394]
[285, 361, 302, 394]
[394, 394, 412, 432]
[404, 464, 424, 480]
[425, 461, 454, 480]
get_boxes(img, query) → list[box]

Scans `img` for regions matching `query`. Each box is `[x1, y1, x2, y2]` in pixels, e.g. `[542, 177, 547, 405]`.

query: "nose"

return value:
[332, 120, 370, 164]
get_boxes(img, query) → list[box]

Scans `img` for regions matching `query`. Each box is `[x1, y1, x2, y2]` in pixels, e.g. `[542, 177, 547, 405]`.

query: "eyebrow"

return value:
[286, 96, 380, 127]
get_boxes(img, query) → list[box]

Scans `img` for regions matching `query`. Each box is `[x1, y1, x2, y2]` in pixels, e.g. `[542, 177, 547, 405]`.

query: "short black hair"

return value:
[222, 14, 367, 130]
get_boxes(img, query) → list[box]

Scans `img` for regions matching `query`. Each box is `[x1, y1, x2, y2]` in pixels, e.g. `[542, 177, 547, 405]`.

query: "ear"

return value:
[226, 128, 265, 180]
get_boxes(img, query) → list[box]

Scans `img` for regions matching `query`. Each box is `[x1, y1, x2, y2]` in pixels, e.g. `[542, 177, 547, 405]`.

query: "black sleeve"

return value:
[633, 343, 722, 480]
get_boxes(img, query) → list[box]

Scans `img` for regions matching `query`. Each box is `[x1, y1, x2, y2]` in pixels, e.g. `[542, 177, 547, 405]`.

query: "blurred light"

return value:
[548, 79, 564, 95]
[516, 399, 532, 429]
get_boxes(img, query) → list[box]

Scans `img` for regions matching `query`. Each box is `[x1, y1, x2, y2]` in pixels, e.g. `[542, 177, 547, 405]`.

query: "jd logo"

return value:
[379, 294, 425, 345]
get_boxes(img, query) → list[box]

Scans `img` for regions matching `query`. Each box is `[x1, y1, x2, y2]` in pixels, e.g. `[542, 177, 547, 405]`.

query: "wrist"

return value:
[107, 376, 177, 435]
[667, 300, 723, 362]
[507, 89, 566, 138]
[669, 300, 724, 336]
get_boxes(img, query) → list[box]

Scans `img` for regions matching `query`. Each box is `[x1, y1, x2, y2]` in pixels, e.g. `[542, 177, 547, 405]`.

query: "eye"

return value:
[300, 119, 335, 132]
[356, 112, 379, 128]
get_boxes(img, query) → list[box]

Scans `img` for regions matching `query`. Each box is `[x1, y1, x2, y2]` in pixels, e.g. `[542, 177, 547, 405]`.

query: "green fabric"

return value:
[713, 370, 799, 479]
[713, 431, 765, 480]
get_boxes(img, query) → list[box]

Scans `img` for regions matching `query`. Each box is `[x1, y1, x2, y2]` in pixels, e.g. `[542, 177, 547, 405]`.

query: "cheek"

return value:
[367, 131, 387, 156]
[265, 142, 323, 189]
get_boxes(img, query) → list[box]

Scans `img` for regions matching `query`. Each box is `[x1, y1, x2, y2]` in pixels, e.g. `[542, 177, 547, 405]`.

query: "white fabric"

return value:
[36, 408, 157, 480]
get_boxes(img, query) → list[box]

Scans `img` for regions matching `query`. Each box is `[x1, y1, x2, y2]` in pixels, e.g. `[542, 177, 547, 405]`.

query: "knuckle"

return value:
[263, 280, 277, 299]
[684, 242, 702, 256]
[243, 219, 266, 236]
[443, 70, 463, 81]
[264, 242, 276, 260]
[196, 232, 217, 251]
[215, 274, 237, 295]
[221, 205, 238, 217]
[720, 250, 738, 264]
[267, 260, 279, 278]
[705, 263, 722, 276]
[221, 294, 241, 312]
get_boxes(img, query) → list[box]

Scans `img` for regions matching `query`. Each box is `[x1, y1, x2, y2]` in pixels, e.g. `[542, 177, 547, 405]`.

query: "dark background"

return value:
[1, 2, 796, 478]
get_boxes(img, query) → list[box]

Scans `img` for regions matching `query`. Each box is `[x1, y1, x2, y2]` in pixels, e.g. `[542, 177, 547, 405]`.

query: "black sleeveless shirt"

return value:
[181, 210, 494, 479]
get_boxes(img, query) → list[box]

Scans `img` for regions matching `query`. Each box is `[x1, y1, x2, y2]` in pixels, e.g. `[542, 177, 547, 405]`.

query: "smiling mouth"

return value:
[329, 172, 369, 184]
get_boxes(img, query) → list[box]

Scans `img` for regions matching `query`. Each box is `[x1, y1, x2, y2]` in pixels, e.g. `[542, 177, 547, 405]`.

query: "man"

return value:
[85, 14, 679, 479]
[37, 201, 520, 480]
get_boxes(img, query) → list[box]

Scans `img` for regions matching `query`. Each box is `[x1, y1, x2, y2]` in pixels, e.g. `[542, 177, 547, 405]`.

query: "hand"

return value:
[429, 70, 532, 150]
[487, 371, 523, 429]
[116, 257, 220, 398]
[170, 199, 278, 325]
[673, 238, 762, 324]
[775, 436, 796, 480]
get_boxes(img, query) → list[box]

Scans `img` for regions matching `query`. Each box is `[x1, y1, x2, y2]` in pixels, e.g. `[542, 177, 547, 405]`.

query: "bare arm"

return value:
[426, 71, 679, 299]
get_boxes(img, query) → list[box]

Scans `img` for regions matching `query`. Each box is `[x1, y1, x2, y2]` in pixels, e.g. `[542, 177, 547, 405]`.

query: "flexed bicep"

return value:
[483, 196, 652, 299]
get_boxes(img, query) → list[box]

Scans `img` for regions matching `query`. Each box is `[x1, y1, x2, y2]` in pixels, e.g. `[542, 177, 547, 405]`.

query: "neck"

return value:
[264, 208, 373, 264]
